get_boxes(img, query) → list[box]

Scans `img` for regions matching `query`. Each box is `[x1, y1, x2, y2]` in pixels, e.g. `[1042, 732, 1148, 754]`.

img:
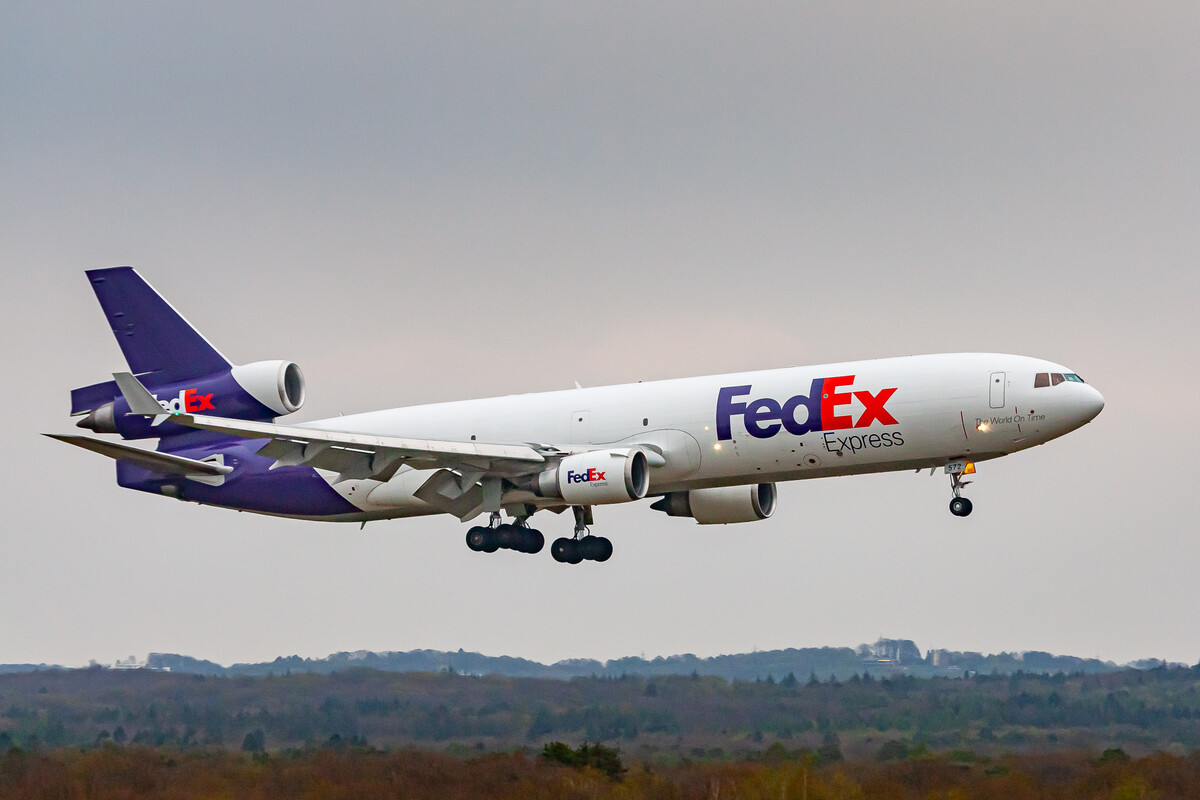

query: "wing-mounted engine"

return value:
[651, 484, 777, 524]
[73, 360, 306, 439]
[527, 448, 650, 505]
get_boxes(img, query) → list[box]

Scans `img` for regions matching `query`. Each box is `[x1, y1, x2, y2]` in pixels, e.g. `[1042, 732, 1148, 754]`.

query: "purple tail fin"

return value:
[70, 267, 299, 440]
[86, 267, 230, 382]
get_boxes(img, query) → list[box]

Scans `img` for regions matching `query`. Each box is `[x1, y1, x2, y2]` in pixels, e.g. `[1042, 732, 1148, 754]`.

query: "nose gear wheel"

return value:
[946, 463, 974, 517]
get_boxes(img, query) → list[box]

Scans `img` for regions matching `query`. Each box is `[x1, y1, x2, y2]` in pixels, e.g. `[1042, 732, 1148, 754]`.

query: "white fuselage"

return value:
[302, 353, 1104, 520]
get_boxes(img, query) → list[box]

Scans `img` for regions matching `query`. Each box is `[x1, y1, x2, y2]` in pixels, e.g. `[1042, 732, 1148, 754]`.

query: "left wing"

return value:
[111, 372, 551, 483]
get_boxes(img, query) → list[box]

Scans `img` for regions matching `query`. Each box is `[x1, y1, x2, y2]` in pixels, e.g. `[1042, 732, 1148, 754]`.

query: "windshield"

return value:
[1035, 372, 1086, 387]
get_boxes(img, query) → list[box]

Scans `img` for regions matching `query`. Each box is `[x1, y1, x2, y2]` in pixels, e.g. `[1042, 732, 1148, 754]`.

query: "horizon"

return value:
[17, 639, 1189, 673]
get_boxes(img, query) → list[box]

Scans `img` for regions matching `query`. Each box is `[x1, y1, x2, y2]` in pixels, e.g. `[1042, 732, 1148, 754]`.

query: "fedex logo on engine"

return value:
[153, 388, 216, 414]
[716, 376, 898, 440]
[566, 468, 607, 485]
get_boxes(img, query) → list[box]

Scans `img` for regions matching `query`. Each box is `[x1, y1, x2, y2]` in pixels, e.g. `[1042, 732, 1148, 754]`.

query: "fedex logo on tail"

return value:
[716, 376, 897, 440]
[153, 388, 216, 414]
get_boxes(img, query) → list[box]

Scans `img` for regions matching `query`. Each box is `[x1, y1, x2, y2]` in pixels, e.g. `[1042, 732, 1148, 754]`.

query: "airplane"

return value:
[48, 267, 1105, 564]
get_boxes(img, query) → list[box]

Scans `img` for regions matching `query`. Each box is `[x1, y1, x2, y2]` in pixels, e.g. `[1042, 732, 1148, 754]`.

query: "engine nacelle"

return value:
[651, 483, 777, 524]
[533, 448, 650, 505]
[74, 360, 305, 438]
[230, 360, 306, 415]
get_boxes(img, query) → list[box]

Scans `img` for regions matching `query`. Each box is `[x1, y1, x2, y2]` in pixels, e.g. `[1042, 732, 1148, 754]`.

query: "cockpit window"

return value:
[1036, 371, 1085, 388]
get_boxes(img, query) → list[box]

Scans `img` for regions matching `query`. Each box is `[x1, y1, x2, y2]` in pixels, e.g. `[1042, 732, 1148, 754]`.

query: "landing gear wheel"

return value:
[582, 537, 600, 561]
[494, 523, 517, 549]
[592, 536, 613, 562]
[466, 526, 497, 552]
[949, 497, 973, 517]
[509, 527, 526, 552]
[551, 538, 571, 563]
[577, 536, 613, 561]
[551, 538, 583, 564]
[522, 528, 545, 554]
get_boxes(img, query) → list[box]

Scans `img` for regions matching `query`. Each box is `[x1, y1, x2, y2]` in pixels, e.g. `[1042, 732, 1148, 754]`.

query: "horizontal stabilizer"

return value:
[45, 434, 233, 477]
[112, 371, 172, 427]
[113, 371, 170, 415]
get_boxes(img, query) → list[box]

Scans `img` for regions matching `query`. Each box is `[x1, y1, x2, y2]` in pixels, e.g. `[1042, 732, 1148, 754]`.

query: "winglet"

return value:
[112, 372, 171, 426]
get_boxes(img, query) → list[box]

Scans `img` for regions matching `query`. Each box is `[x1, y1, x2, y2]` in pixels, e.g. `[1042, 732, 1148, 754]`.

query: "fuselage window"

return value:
[1051, 373, 1065, 386]
[1064, 373, 1085, 383]
[1034, 372, 1050, 388]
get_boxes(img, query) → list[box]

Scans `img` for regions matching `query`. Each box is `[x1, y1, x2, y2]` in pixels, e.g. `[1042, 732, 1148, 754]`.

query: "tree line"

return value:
[4, 743, 1200, 799]
[3, 664, 1200, 758]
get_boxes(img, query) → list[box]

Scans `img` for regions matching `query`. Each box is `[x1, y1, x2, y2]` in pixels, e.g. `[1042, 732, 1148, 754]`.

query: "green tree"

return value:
[541, 741, 625, 779]
[240, 729, 265, 753]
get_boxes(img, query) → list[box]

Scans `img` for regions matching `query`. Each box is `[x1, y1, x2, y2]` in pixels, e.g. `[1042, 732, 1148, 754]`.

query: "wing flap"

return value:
[413, 469, 486, 520]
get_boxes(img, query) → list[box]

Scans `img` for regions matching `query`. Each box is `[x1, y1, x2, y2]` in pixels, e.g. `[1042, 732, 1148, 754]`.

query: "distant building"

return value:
[868, 638, 922, 664]
[112, 655, 145, 670]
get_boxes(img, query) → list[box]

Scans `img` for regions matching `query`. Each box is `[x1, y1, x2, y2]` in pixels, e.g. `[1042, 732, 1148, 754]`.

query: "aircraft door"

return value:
[989, 372, 1006, 409]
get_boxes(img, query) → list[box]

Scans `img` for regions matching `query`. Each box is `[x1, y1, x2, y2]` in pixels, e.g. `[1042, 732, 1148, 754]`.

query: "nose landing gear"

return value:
[946, 461, 975, 517]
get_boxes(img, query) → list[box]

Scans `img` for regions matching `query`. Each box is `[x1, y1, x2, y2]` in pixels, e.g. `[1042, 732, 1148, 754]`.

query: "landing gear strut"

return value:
[551, 506, 613, 564]
[946, 463, 974, 517]
[465, 512, 545, 554]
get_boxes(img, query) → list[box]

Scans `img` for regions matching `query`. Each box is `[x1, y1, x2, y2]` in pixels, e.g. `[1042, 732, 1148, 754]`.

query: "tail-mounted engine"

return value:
[230, 360, 306, 415]
[74, 360, 305, 439]
[528, 448, 650, 505]
[651, 483, 777, 524]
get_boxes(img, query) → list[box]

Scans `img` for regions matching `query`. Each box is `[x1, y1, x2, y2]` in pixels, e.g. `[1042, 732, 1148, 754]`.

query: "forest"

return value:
[3, 662, 1200, 759]
[3, 741, 1200, 799]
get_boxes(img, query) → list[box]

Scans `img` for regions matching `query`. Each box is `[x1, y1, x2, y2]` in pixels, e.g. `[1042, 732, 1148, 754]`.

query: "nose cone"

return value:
[1080, 385, 1105, 423]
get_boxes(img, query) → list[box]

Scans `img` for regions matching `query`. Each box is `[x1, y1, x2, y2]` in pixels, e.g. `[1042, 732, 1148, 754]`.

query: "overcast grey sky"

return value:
[3, 3, 1198, 668]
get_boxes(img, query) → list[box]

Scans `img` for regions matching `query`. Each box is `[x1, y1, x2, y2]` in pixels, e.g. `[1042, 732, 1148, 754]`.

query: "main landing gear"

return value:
[551, 506, 612, 564]
[550, 535, 613, 564]
[947, 463, 974, 517]
[465, 513, 545, 554]
[465, 506, 613, 563]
